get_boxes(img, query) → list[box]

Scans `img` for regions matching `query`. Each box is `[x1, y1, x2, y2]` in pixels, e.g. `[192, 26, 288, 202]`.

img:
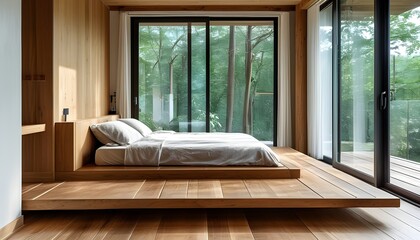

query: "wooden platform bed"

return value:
[24, 146, 400, 210]
[36, 116, 398, 210]
[55, 115, 300, 181]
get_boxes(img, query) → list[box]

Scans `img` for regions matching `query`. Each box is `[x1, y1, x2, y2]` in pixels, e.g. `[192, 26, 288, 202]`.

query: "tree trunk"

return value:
[250, 52, 265, 135]
[168, 62, 174, 121]
[243, 26, 253, 134]
[158, 28, 163, 83]
[226, 26, 236, 132]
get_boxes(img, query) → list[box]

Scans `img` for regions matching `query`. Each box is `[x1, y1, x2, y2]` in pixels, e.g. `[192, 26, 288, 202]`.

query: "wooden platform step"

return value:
[22, 178, 400, 210]
[55, 165, 301, 181]
[23, 148, 400, 210]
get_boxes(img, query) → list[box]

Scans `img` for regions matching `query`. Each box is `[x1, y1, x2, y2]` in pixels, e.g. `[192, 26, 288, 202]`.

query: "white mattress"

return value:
[125, 132, 282, 167]
[95, 132, 282, 167]
[95, 145, 127, 165]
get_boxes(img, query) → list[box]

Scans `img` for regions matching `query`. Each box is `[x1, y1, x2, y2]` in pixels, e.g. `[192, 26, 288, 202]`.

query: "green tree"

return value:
[226, 26, 236, 132]
[137, 21, 275, 141]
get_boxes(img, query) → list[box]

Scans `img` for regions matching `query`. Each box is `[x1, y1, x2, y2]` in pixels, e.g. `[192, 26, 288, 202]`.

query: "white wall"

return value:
[0, 0, 22, 230]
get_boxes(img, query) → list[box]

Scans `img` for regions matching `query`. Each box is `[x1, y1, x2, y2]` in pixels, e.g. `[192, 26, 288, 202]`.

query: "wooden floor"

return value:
[22, 148, 399, 210]
[8, 202, 420, 240]
[341, 152, 420, 195]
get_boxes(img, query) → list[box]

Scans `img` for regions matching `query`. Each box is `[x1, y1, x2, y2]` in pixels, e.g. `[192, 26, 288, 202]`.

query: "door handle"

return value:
[380, 91, 387, 110]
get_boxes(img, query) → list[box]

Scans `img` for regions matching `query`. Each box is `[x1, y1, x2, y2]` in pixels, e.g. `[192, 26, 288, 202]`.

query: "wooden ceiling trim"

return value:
[109, 5, 295, 11]
[300, 0, 322, 9]
[102, 0, 300, 6]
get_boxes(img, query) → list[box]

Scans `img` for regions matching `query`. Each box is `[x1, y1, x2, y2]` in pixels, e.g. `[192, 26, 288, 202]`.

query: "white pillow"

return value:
[90, 125, 116, 145]
[90, 121, 142, 145]
[118, 118, 153, 136]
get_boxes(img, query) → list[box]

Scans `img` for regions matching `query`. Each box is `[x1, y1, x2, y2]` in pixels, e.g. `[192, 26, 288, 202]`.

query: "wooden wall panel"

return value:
[54, 0, 110, 122]
[54, 0, 86, 122]
[300, 0, 319, 9]
[22, 0, 54, 182]
[293, 3, 307, 154]
[88, 0, 110, 118]
[22, 0, 109, 182]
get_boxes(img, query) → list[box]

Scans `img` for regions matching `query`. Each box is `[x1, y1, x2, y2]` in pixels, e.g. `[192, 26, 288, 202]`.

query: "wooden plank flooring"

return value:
[22, 148, 399, 210]
[9, 204, 420, 240]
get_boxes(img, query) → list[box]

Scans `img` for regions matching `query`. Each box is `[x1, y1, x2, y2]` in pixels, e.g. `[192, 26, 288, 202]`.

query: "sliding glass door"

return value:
[131, 17, 277, 144]
[335, 0, 376, 180]
[389, 2, 420, 199]
[333, 0, 420, 202]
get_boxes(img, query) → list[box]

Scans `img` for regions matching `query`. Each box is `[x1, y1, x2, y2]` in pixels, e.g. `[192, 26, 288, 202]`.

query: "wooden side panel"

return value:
[55, 115, 119, 172]
[22, 0, 54, 182]
[55, 123, 75, 172]
[53, 0, 110, 122]
[73, 117, 112, 169]
[293, 3, 308, 154]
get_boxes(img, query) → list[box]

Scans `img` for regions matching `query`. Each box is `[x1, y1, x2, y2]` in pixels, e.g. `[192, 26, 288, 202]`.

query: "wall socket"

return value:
[63, 108, 69, 121]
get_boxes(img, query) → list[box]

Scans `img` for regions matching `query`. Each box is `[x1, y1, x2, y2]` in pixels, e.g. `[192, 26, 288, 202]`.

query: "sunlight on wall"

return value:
[59, 66, 78, 121]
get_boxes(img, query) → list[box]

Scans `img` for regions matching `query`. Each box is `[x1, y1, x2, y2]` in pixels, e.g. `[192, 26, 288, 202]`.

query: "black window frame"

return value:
[131, 16, 279, 145]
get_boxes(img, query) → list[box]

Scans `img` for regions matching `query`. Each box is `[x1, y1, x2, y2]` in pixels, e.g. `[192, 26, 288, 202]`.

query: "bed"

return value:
[95, 131, 282, 167]
[91, 118, 282, 167]
[54, 115, 300, 180]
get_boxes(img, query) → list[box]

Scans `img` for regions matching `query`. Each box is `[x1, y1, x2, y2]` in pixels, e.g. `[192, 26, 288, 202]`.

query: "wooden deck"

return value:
[341, 152, 420, 195]
[22, 148, 399, 210]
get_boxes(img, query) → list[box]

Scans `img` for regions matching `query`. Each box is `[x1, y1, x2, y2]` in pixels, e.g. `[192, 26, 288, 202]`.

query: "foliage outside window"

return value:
[390, 7, 420, 163]
[340, 4, 420, 163]
[134, 19, 276, 142]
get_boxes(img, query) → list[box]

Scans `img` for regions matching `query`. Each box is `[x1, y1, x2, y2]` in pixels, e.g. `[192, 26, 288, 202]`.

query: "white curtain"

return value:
[116, 11, 131, 118]
[307, 4, 323, 159]
[278, 13, 292, 147]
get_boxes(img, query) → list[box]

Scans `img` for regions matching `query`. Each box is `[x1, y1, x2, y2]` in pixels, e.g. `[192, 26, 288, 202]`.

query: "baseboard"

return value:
[0, 216, 24, 240]
[23, 172, 54, 183]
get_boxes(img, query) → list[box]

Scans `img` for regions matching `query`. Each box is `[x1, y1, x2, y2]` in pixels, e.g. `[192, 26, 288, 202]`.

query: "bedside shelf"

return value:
[22, 124, 46, 135]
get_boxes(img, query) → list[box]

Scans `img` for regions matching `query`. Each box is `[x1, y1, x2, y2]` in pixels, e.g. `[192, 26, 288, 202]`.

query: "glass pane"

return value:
[138, 23, 202, 132]
[136, 19, 276, 141]
[339, 0, 375, 176]
[209, 22, 275, 143]
[191, 23, 207, 132]
[320, 3, 333, 159]
[389, 4, 420, 195]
